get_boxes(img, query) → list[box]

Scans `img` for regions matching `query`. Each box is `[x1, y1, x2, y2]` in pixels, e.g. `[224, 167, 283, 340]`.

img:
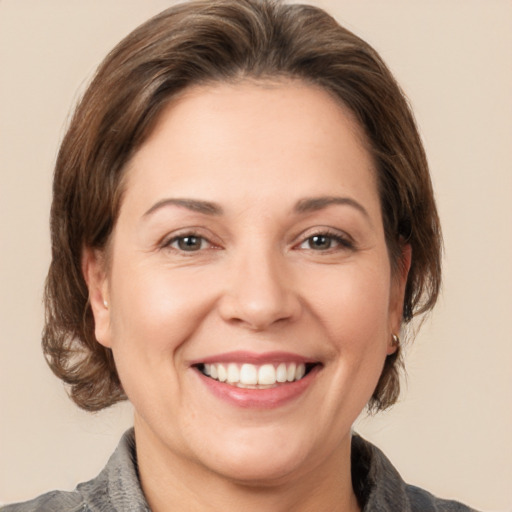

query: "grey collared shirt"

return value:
[2, 429, 479, 511]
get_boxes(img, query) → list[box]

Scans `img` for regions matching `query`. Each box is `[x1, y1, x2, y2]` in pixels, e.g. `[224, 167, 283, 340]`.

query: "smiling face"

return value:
[85, 80, 408, 493]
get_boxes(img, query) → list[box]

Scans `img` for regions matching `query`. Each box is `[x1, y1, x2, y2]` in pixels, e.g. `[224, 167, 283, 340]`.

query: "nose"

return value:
[218, 248, 302, 331]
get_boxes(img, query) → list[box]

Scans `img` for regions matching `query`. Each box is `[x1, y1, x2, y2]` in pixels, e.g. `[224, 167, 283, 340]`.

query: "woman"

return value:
[2, 0, 480, 510]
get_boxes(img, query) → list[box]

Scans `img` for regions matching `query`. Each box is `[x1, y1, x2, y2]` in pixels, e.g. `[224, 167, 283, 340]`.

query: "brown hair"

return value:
[43, 0, 441, 412]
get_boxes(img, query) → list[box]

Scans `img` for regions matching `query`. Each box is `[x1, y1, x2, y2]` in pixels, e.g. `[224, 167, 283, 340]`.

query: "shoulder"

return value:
[351, 433, 480, 512]
[405, 484, 480, 512]
[1, 490, 86, 512]
[2, 429, 148, 512]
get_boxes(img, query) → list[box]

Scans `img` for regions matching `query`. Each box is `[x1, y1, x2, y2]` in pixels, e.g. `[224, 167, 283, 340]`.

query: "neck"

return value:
[135, 419, 361, 512]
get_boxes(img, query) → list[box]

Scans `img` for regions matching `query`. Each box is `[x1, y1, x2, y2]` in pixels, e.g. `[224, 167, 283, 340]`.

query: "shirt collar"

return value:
[79, 428, 411, 511]
[351, 433, 410, 511]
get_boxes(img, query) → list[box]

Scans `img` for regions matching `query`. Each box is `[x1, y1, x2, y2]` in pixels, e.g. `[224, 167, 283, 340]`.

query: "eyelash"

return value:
[163, 231, 216, 253]
[296, 229, 355, 252]
[162, 228, 355, 255]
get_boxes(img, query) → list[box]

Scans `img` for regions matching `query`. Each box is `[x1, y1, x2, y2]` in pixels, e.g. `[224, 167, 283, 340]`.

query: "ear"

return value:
[82, 247, 112, 348]
[387, 243, 412, 355]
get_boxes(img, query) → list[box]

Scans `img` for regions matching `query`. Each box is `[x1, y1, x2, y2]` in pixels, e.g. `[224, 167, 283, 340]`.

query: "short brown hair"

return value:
[43, 0, 441, 412]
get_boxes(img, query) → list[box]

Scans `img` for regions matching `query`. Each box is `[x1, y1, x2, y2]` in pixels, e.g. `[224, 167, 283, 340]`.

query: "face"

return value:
[86, 81, 408, 486]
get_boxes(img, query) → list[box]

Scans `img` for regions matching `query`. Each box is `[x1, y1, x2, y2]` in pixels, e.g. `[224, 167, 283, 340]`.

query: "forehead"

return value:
[122, 79, 379, 217]
[142, 79, 372, 162]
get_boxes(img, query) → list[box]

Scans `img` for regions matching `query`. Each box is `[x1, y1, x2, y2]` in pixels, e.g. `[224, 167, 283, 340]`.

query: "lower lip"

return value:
[195, 366, 320, 409]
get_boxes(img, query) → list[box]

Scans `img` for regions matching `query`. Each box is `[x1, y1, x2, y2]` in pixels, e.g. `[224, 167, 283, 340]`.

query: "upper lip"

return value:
[188, 350, 320, 366]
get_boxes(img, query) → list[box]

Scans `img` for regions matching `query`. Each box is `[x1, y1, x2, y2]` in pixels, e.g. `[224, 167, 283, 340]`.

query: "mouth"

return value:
[194, 361, 320, 389]
[190, 352, 322, 408]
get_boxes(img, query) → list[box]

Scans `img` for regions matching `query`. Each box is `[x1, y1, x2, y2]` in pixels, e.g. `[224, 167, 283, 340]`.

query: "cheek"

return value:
[108, 262, 217, 361]
[303, 260, 393, 407]
[306, 261, 392, 346]
[106, 264, 221, 419]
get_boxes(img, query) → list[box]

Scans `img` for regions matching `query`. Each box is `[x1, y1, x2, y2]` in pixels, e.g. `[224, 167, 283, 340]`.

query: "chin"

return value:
[210, 452, 307, 486]
[195, 428, 318, 485]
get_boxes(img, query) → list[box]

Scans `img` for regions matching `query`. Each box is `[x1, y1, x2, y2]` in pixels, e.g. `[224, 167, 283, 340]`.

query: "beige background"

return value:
[1, 1, 511, 510]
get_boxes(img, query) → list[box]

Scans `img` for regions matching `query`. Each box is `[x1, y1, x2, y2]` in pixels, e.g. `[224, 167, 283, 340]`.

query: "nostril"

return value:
[217, 293, 302, 331]
[216, 261, 302, 330]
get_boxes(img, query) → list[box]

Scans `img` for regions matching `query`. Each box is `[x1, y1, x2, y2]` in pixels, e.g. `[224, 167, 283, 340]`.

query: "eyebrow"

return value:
[143, 198, 224, 217]
[142, 195, 369, 219]
[294, 196, 370, 218]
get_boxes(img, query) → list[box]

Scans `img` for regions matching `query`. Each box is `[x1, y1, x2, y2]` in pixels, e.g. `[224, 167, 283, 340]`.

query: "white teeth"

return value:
[258, 364, 276, 385]
[201, 361, 312, 387]
[240, 364, 258, 385]
[287, 363, 296, 382]
[276, 363, 287, 383]
[295, 363, 306, 380]
[227, 363, 239, 383]
[217, 364, 227, 382]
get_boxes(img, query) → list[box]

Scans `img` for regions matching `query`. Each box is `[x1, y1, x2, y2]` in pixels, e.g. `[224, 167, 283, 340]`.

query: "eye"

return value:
[167, 234, 210, 252]
[306, 234, 335, 250]
[297, 231, 354, 252]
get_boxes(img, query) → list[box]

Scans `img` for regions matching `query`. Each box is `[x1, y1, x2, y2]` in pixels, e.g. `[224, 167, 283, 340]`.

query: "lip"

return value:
[193, 362, 321, 409]
[189, 350, 317, 366]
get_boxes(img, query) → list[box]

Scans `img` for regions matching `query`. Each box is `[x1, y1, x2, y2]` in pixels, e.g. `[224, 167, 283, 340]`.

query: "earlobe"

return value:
[387, 333, 401, 356]
[82, 247, 112, 348]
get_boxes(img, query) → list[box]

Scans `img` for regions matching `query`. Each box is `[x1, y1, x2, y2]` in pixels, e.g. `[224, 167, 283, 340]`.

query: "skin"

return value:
[84, 80, 410, 512]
